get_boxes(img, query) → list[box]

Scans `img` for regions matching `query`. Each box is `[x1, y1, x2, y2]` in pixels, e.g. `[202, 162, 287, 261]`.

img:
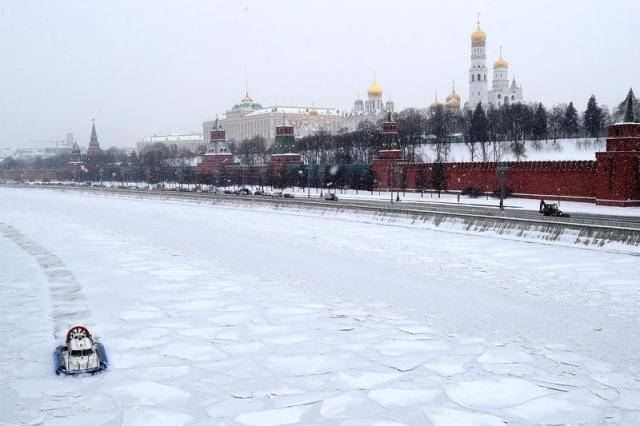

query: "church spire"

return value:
[624, 88, 637, 123]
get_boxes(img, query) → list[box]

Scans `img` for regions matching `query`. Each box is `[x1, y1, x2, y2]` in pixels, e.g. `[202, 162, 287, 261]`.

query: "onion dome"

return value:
[471, 19, 486, 45]
[493, 47, 508, 69]
[446, 97, 461, 109]
[430, 92, 441, 109]
[233, 91, 263, 111]
[445, 84, 460, 103]
[367, 78, 383, 97]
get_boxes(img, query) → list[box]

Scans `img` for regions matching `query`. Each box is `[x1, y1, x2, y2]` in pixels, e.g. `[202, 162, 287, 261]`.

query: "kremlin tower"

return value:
[197, 117, 236, 175]
[87, 120, 101, 155]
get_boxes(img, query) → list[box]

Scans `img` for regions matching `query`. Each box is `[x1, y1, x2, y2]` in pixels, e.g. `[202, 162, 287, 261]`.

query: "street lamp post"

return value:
[388, 163, 394, 204]
[496, 163, 509, 212]
[396, 166, 401, 202]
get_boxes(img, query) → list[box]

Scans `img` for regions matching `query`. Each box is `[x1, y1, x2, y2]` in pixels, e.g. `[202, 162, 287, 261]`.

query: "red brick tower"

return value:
[267, 115, 303, 175]
[86, 120, 101, 155]
[595, 90, 640, 206]
[372, 111, 405, 189]
[197, 117, 236, 175]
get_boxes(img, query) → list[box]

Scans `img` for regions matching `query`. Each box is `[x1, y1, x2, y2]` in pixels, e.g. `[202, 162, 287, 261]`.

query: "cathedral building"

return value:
[466, 19, 523, 110]
[342, 77, 395, 132]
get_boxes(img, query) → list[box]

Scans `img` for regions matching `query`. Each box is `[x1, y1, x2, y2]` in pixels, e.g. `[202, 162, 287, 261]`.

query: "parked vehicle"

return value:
[324, 193, 339, 201]
[283, 193, 294, 198]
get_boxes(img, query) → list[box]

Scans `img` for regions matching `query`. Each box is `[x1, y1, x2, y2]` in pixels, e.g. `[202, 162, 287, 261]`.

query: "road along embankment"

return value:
[7, 185, 640, 255]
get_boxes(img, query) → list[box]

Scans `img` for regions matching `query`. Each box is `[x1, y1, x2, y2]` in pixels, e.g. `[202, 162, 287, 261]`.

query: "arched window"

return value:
[511, 95, 515, 101]
[498, 94, 501, 99]
[472, 75, 475, 81]
[477, 74, 481, 81]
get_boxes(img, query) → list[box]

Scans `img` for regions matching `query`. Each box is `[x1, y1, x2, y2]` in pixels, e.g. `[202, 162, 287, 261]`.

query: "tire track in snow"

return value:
[1, 223, 91, 338]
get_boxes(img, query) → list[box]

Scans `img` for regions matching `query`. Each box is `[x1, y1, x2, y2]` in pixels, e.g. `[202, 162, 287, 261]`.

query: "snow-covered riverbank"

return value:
[1, 187, 639, 425]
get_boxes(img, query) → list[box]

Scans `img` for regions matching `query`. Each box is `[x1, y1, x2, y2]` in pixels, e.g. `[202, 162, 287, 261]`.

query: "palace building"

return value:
[202, 92, 344, 148]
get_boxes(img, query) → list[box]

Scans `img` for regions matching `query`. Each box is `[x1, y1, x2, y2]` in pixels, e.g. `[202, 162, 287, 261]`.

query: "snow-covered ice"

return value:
[1, 186, 640, 424]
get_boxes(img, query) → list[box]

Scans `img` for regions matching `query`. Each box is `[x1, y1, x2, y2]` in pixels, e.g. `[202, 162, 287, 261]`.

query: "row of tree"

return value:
[2, 94, 633, 177]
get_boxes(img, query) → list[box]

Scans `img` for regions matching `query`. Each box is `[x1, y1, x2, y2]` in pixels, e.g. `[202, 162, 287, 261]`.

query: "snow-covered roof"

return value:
[244, 106, 343, 117]
[141, 134, 203, 143]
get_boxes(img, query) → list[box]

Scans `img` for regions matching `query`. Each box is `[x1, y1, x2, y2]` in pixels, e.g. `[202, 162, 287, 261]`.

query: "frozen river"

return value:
[1, 187, 640, 425]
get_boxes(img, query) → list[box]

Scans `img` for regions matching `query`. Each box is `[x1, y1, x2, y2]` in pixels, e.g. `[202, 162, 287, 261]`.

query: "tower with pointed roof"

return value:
[86, 120, 101, 155]
[266, 115, 303, 177]
[269, 115, 297, 155]
[594, 89, 640, 206]
[197, 117, 236, 176]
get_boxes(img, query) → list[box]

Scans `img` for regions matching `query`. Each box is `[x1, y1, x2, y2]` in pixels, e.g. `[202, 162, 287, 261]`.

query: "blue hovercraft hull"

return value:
[54, 342, 108, 376]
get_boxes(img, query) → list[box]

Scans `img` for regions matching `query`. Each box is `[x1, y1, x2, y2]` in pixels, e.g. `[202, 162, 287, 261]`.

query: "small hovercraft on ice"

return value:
[55, 325, 108, 376]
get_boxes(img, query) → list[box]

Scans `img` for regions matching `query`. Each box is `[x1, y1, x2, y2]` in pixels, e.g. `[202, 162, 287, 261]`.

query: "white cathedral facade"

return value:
[466, 19, 523, 110]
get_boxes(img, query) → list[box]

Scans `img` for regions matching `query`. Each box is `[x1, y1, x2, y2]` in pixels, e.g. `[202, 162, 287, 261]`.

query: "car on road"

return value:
[324, 193, 338, 201]
[254, 190, 264, 196]
[283, 193, 294, 198]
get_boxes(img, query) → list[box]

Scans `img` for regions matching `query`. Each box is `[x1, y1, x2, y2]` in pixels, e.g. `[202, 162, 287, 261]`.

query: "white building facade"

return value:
[136, 133, 204, 153]
[203, 93, 345, 147]
[466, 19, 523, 110]
[342, 78, 395, 131]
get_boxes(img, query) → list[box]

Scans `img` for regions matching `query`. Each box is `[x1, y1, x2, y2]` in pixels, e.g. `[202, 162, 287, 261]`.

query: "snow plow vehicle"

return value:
[539, 200, 570, 218]
[55, 325, 108, 376]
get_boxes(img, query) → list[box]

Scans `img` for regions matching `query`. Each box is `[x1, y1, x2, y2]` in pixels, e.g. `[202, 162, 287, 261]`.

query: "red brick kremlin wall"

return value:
[398, 161, 600, 202]
[372, 121, 640, 206]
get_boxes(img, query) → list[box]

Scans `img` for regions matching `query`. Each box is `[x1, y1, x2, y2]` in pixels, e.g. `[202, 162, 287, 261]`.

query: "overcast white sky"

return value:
[1, 0, 638, 149]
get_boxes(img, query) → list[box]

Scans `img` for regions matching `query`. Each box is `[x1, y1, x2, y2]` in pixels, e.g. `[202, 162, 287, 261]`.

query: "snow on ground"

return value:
[28, 180, 640, 218]
[1, 186, 640, 425]
[419, 138, 605, 163]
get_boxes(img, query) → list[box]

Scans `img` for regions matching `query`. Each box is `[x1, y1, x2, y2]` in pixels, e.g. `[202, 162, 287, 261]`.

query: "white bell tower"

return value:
[469, 15, 488, 110]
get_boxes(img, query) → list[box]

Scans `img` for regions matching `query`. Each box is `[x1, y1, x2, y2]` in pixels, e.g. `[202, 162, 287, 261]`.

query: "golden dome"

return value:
[471, 21, 486, 44]
[446, 98, 461, 109]
[493, 47, 508, 69]
[445, 84, 460, 102]
[367, 78, 383, 97]
[493, 58, 508, 68]
[430, 92, 441, 109]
